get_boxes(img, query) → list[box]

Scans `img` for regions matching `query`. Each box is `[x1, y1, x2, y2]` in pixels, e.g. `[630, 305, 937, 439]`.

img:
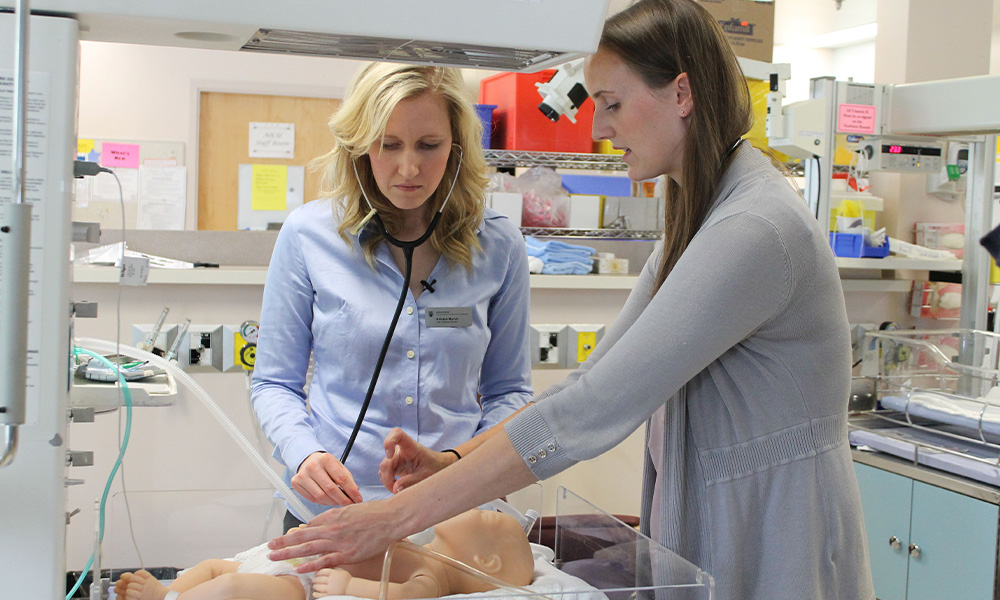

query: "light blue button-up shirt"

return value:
[251, 199, 533, 519]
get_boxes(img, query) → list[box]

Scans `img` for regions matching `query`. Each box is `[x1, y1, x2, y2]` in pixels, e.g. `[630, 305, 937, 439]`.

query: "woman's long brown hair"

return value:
[601, 0, 753, 292]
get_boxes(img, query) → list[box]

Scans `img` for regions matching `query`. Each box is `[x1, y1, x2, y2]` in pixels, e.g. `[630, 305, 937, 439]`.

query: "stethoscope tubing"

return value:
[339, 145, 461, 467]
[338, 211, 441, 465]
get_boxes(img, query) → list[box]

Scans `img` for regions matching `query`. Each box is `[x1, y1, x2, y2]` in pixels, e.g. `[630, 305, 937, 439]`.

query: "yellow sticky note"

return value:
[251, 164, 288, 211]
[78, 139, 95, 154]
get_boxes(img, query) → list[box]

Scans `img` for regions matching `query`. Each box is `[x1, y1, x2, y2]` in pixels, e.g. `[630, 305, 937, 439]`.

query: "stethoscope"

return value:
[338, 144, 464, 466]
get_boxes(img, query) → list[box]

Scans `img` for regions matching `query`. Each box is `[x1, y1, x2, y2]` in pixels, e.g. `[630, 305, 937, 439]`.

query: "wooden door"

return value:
[198, 91, 340, 230]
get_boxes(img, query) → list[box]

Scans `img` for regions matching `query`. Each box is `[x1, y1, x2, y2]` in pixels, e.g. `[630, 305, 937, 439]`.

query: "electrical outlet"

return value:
[530, 325, 569, 368]
[567, 324, 605, 367]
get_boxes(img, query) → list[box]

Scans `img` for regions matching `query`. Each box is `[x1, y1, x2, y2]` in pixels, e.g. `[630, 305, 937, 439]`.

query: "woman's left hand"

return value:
[268, 499, 404, 573]
[379, 428, 455, 494]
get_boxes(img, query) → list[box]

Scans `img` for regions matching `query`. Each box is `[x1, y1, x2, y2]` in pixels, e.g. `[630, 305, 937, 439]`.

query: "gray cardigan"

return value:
[506, 143, 875, 600]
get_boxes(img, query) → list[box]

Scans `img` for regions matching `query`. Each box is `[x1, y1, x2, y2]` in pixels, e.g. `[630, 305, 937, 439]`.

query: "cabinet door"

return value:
[854, 463, 912, 600]
[906, 480, 998, 600]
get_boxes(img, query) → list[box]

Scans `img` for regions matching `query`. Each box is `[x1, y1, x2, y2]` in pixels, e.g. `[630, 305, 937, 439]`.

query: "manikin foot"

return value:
[312, 567, 351, 599]
[114, 569, 170, 600]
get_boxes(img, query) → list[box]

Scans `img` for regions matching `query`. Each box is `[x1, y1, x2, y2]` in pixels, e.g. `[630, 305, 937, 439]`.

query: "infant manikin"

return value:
[113, 508, 533, 600]
[313, 508, 535, 599]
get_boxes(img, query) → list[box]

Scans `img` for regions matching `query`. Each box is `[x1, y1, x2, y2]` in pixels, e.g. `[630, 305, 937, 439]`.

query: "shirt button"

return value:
[405, 396, 414, 405]
[406, 350, 415, 359]
[548, 443, 557, 452]
[538, 450, 547, 458]
[527, 456, 537, 464]
[406, 307, 414, 315]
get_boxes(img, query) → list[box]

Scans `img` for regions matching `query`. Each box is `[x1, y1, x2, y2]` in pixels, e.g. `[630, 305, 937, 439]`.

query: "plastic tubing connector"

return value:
[76, 337, 315, 521]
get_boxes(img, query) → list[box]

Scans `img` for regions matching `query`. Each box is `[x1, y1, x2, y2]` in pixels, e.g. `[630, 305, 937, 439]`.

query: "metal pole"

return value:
[12, 0, 29, 207]
[0, 0, 32, 468]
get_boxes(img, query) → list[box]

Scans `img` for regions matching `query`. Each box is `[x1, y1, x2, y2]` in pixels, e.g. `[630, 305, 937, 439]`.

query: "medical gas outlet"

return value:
[223, 320, 259, 372]
[531, 325, 568, 368]
[131, 323, 224, 371]
[530, 324, 605, 368]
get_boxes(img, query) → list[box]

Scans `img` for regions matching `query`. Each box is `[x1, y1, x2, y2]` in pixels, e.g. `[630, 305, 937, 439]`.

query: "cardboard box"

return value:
[568, 194, 603, 229]
[603, 196, 665, 231]
[487, 192, 523, 228]
[597, 257, 629, 274]
[914, 222, 965, 258]
[698, 0, 774, 63]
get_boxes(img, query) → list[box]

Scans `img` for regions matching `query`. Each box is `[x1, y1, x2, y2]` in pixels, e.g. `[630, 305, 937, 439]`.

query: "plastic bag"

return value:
[508, 167, 570, 228]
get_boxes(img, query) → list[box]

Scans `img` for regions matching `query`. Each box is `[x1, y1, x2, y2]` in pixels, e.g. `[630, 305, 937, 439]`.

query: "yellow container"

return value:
[593, 139, 624, 155]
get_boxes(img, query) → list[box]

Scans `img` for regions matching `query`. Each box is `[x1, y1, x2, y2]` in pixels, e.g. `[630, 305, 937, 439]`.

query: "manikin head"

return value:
[426, 509, 534, 593]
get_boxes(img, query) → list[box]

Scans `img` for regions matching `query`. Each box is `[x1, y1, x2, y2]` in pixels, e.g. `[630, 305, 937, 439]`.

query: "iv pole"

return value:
[0, 0, 32, 468]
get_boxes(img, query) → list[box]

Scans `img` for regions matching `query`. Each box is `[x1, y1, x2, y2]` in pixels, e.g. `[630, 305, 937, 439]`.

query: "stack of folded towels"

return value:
[524, 236, 595, 275]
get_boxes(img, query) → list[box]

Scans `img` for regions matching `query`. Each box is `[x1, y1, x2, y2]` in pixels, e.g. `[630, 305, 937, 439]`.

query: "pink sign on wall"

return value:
[837, 104, 877, 134]
[100, 142, 141, 168]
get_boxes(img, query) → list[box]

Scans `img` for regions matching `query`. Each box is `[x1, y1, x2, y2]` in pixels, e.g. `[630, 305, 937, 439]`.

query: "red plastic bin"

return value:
[479, 70, 595, 153]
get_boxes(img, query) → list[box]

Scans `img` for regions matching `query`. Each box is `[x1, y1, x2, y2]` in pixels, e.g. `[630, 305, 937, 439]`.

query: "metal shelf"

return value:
[520, 227, 661, 240]
[484, 149, 627, 171]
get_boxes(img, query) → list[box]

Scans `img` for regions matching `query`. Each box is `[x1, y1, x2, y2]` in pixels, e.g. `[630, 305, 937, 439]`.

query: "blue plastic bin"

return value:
[560, 174, 633, 196]
[829, 232, 889, 258]
[474, 104, 497, 148]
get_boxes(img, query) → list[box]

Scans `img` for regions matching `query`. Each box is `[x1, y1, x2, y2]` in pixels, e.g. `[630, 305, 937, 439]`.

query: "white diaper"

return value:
[235, 542, 314, 597]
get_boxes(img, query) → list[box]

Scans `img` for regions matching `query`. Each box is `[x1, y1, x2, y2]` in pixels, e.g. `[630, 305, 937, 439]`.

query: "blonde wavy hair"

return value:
[314, 62, 490, 269]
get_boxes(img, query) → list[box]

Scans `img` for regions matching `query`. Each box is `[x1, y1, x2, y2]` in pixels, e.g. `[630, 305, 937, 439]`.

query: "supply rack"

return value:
[484, 149, 663, 239]
[850, 329, 1000, 485]
[484, 149, 628, 171]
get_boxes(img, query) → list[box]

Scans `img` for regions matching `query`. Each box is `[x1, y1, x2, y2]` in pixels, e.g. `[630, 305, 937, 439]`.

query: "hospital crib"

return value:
[849, 329, 1000, 487]
[93, 487, 715, 600]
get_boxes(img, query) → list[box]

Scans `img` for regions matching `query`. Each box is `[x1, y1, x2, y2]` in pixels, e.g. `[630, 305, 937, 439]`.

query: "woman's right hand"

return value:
[292, 452, 363, 506]
[379, 428, 457, 494]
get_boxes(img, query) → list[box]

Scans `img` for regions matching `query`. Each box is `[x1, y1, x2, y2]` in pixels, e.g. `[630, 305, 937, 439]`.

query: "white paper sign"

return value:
[249, 122, 295, 159]
[137, 165, 187, 230]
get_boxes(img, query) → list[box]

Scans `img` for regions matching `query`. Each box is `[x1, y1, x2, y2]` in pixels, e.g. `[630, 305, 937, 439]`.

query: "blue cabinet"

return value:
[854, 462, 999, 600]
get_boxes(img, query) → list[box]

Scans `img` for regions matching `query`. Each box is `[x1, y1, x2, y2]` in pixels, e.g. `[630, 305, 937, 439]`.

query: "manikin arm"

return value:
[314, 568, 442, 600]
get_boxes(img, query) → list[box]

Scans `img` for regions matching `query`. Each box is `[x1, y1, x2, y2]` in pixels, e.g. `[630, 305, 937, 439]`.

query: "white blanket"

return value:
[881, 392, 1000, 437]
[316, 544, 606, 600]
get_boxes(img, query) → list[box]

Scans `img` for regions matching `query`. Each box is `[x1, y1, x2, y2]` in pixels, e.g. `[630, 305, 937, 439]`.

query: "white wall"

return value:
[66, 278, 642, 570]
[78, 42, 367, 229]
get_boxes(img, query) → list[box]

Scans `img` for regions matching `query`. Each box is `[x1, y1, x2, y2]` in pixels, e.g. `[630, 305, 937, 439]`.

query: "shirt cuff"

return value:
[505, 403, 576, 480]
[283, 438, 327, 474]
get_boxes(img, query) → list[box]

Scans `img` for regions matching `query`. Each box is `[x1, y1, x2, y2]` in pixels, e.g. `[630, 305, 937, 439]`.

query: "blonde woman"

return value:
[251, 63, 532, 532]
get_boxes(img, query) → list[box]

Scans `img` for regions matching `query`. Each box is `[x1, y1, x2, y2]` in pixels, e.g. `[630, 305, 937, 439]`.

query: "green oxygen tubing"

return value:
[67, 338, 316, 599]
[65, 347, 132, 600]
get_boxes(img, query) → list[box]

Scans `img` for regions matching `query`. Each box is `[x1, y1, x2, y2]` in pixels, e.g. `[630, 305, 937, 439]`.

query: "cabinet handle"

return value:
[888, 536, 901, 550]
[908, 543, 921, 558]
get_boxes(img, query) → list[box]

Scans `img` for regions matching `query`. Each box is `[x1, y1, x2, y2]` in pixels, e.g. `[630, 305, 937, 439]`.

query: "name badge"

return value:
[426, 307, 473, 328]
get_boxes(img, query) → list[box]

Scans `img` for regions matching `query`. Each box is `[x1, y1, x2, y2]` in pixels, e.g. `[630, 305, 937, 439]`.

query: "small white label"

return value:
[119, 256, 150, 286]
